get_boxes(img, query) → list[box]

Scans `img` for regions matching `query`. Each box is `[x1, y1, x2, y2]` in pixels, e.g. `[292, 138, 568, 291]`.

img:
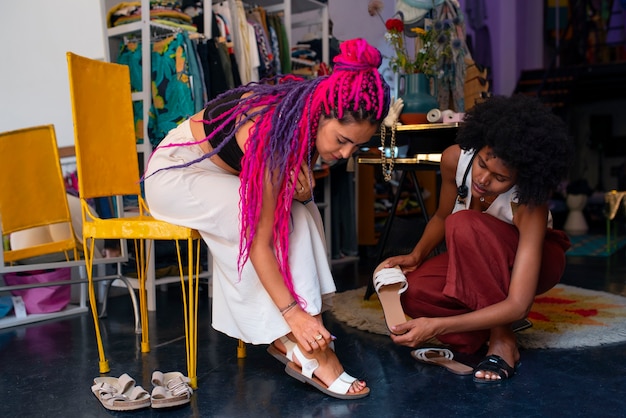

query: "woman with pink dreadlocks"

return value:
[144, 38, 390, 399]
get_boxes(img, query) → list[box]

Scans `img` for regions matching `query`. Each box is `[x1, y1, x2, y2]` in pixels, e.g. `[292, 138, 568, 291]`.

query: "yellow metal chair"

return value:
[0, 125, 79, 265]
[66, 52, 202, 388]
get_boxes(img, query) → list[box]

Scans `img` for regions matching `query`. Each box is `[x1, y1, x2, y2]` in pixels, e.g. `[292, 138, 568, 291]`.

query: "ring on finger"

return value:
[309, 340, 316, 345]
[315, 334, 323, 341]
[300, 186, 304, 192]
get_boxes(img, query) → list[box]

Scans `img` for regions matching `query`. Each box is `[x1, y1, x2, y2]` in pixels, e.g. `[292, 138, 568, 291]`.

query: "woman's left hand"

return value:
[292, 161, 314, 202]
[389, 317, 438, 348]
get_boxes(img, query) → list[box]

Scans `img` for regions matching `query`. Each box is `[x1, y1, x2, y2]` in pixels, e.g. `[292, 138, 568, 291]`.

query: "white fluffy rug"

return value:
[331, 284, 626, 349]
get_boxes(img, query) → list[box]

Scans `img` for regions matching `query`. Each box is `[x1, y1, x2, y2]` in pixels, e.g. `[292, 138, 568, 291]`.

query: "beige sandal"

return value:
[411, 348, 473, 375]
[150, 371, 193, 409]
[91, 373, 150, 411]
[373, 266, 409, 334]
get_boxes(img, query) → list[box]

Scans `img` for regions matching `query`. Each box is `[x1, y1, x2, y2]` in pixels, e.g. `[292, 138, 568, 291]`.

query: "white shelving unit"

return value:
[256, 0, 330, 65]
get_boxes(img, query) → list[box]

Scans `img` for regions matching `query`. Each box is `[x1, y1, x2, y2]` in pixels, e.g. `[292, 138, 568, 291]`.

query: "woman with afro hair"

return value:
[375, 94, 573, 383]
[144, 38, 390, 399]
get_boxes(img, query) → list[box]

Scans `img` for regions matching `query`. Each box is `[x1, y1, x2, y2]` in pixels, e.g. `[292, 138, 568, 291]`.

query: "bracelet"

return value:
[302, 198, 313, 205]
[279, 300, 298, 316]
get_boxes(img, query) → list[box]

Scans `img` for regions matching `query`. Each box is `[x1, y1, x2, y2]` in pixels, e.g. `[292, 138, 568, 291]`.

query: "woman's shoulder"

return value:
[440, 144, 462, 168]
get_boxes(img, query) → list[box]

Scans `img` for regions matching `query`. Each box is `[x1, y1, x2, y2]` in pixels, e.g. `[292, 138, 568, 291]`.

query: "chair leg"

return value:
[134, 239, 150, 353]
[84, 238, 110, 373]
[178, 239, 200, 389]
[237, 339, 247, 358]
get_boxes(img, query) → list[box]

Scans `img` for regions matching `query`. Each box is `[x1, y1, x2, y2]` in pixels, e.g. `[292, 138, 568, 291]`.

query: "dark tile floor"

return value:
[1, 237, 626, 417]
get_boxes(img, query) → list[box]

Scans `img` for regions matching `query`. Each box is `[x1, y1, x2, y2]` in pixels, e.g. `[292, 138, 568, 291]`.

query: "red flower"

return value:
[385, 18, 404, 33]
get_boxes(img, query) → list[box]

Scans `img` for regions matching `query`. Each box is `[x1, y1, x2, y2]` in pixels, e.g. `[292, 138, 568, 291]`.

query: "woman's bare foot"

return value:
[473, 325, 520, 382]
[273, 335, 366, 394]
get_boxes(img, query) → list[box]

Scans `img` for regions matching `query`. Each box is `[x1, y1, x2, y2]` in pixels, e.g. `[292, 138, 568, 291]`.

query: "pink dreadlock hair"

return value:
[146, 38, 390, 305]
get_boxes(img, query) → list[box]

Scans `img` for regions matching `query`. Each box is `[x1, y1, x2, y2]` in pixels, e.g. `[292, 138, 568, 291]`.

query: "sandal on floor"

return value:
[284, 345, 369, 400]
[268, 336, 335, 365]
[91, 373, 151, 411]
[150, 371, 193, 409]
[373, 266, 409, 334]
[411, 348, 473, 376]
[472, 354, 520, 384]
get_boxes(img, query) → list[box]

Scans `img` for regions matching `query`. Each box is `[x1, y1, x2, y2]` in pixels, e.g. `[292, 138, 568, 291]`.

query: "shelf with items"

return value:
[359, 153, 431, 247]
[357, 123, 459, 248]
[374, 191, 425, 219]
[255, 0, 329, 66]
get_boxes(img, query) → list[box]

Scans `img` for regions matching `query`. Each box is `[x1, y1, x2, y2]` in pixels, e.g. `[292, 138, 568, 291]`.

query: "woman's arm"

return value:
[382, 144, 461, 273]
[391, 202, 549, 346]
[248, 168, 329, 351]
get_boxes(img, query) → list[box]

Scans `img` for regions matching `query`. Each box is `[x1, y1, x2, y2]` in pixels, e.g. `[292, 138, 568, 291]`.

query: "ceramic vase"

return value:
[397, 73, 439, 125]
[564, 194, 589, 236]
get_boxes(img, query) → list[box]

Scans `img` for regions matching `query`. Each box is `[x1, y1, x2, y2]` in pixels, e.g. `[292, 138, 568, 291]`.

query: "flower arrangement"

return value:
[368, 0, 462, 77]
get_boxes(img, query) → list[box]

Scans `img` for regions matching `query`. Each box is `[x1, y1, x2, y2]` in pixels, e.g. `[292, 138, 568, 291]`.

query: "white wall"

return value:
[0, 1, 105, 146]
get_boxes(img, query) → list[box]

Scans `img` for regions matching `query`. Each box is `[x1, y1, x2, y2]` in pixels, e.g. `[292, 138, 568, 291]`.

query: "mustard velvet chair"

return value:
[66, 52, 202, 387]
[0, 125, 79, 265]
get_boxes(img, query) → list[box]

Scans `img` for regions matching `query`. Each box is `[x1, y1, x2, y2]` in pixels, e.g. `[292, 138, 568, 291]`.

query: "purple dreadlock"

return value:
[146, 38, 390, 305]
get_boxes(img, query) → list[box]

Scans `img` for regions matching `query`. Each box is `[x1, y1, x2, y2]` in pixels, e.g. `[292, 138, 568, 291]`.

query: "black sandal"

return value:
[472, 354, 519, 384]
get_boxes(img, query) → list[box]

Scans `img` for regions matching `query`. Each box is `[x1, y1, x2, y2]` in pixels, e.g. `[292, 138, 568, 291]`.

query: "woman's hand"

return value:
[282, 307, 332, 353]
[291, 161, 315, 202]
[381, 253, 421, 274]
[389, 317, 438, 348]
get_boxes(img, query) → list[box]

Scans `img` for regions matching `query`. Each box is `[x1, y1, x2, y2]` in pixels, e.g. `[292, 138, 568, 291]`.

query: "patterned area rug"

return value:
[331, 284, 626, 349]
[566, 234, 626, 257]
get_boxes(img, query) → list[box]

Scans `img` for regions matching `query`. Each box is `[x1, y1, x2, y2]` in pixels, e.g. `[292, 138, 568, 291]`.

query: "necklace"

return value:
[379, 122, 397, 182]
[480, 195, 498, 204]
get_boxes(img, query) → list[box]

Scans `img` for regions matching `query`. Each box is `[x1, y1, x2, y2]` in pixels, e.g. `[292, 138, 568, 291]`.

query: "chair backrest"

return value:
[0, 125, 77, 263]
[66, 52, 142, 201]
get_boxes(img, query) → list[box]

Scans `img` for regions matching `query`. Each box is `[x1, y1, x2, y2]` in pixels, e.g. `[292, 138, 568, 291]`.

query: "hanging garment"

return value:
[432, 0, 469, 112]
[117, 32, 195, 147]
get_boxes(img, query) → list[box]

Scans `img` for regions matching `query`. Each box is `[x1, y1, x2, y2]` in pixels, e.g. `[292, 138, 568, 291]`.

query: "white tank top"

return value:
[452, 149, 553, 227]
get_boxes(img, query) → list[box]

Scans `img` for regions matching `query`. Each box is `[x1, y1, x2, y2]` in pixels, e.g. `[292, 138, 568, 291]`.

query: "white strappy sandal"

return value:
[373, 266, 409, 334]
[284, 345, 369, 400]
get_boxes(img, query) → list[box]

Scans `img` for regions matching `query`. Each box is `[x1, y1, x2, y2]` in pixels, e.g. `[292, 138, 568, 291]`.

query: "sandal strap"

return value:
[91, 381, 148, 404]
[414, 348, 454, 362]
[151, 371, 193, 399]
[126, 385, 150, 401]
[167, 376, 193, 397]
[279, 336, 297, 361]
[291, 345, 319, 379]
[373, 267, 408, 294]
[151, 370, 165, 387]
[327, 372, 358, 395]
[116, 373, 136, 393]
[475, 354, 515, 378]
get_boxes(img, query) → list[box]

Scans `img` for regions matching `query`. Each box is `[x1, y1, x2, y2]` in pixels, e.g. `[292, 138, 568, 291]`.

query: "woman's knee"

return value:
[445, 211, 483, 245]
